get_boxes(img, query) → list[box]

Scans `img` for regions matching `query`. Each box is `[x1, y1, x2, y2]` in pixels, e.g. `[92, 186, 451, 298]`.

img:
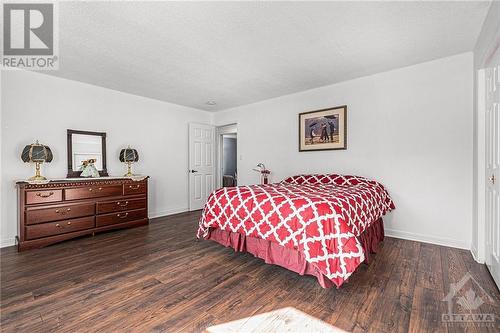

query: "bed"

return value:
[197, 174, 395, 288]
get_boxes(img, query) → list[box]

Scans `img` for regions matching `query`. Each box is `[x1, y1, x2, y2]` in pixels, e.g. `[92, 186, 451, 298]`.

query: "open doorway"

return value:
[216, 124, 237, 188]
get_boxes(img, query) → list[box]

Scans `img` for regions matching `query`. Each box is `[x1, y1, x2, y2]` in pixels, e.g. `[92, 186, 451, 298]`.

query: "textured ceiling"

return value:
[45, 1, 491, 111]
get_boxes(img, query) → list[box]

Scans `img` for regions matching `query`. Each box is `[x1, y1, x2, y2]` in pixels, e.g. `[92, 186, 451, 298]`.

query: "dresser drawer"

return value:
[26, 203, 95, 225]
[26, 190, 63, 205]
[65, 185, 122, 201]
[97, 198, 147, 215]
[25, 216, 95, 240]
[123, 182, 147, 195]
[96, 209, 147, 227]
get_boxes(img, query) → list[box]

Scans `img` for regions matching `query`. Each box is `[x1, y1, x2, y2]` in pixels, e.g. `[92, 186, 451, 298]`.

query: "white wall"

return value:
[1, 53, 475, 249]
[472, 2, 499, 262]
[0, 70, 212, 247]
[214, 53, 474, 249]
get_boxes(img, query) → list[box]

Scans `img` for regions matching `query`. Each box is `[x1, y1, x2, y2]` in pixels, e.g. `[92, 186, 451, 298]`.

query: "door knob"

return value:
[490, 174, 496, 184]
[190, 170, 198, 173]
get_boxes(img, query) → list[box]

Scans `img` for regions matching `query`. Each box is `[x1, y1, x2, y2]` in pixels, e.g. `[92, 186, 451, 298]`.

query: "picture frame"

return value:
[298, 105, 347, 152]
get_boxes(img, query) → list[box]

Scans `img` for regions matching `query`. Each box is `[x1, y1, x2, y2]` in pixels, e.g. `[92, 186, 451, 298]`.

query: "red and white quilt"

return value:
[197, 174, 395, 287]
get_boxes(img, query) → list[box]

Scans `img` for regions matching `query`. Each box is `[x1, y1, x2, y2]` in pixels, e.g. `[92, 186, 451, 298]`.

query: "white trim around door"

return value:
[216, 124, 238, 188]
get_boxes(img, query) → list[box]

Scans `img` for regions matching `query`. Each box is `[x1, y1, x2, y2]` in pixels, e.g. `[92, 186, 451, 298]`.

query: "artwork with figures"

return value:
[299, 105, 347, 151]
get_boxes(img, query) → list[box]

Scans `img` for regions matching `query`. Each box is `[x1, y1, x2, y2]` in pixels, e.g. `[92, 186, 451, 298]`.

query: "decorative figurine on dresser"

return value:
[16, 130, 149, 251]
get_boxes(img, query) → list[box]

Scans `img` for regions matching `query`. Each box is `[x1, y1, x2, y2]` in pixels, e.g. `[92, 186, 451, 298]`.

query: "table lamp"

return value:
[119, 146, 139, 176]
[21, 140, 53, 180]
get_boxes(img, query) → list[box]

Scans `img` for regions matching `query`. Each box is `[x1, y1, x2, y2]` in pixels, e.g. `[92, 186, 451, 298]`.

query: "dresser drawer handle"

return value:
[36, 192, 54, 198]
[129, 185, 140, 190]
[54, 221, 74, 228]
[117, 212, 129, 219]
[117, 201, 129, 207]
[55, 207, 71, 215]
[98, 187, 103, 191]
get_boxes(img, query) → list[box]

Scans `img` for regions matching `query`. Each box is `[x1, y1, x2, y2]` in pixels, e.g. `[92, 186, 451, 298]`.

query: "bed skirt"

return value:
[206, 218, 384, 288]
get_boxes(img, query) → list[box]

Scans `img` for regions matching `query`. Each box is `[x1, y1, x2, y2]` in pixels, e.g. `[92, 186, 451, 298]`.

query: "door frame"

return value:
[475, 68, 487, 263]
[216, 123, 238, 188]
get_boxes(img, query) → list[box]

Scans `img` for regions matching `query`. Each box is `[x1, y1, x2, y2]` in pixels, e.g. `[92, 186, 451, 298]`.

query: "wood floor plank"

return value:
[408, 286, 447, 333]
[1, 211, 498, 332]
[417, 243, 444, 292]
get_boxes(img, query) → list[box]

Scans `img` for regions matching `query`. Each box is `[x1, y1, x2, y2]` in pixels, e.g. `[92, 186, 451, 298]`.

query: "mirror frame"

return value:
[67, 129, 108, 178]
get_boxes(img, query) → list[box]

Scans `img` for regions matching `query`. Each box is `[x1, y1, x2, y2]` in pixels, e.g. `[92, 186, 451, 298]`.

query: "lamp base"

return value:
[28, 175, 47, 181]
[29, 162, 46, 181]
[123, 162, 134, 177]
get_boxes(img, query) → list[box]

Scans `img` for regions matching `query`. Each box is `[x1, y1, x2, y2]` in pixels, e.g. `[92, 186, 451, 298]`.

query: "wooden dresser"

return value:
[16, 177, 149, 251]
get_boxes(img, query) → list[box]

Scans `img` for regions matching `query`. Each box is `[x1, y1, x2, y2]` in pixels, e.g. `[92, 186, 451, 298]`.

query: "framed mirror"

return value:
[67, 129, 108, 178]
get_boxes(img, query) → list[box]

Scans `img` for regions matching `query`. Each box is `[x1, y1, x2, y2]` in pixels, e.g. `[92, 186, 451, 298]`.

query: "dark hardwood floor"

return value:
[1, 211, 499, 332]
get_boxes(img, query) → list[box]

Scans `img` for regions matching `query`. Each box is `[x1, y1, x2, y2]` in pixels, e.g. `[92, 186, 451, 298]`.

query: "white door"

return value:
[485, 49, 500, 288]
[189, 123, 215, 211]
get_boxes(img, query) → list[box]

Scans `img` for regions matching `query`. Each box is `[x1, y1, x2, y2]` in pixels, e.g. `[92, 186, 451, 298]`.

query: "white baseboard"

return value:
[1, 218, 470, 253]
[385, 228, 470, 250]
[149, 207, 189, 219]
[470, 245, 485, 264]
[1, 237, 16, 249]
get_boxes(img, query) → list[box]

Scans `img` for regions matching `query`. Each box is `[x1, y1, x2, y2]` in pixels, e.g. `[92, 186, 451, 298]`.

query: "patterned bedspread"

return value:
[197, 174, 395, 287]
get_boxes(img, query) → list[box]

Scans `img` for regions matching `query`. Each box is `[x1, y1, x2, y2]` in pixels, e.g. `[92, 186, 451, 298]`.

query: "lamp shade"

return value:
[21, 141, 53, 163]
[119, 147, 139, 163]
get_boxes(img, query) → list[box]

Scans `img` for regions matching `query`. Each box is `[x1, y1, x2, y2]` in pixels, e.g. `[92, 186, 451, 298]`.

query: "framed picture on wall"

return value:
[299, 105, 347, 151]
